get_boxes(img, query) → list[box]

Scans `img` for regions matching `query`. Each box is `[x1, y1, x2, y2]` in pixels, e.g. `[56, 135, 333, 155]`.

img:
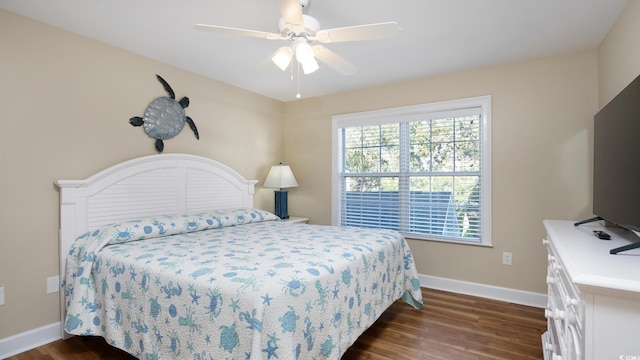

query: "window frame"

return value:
[331, 95, 492, 246]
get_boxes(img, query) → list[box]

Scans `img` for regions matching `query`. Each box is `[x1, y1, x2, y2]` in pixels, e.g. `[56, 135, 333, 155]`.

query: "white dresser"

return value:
[542, 220, 640, 360]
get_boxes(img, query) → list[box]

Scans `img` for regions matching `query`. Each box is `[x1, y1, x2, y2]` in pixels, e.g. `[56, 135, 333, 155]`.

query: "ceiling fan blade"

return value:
[278, 0, 304, 30]
[315, 22, 401, 43]
[194, 24, 283, 40]
[313, 45, 357, 76]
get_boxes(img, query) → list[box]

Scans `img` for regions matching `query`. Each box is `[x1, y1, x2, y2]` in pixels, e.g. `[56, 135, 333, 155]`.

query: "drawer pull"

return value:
[542, 238, 549, 245]
[545, 308, 565, 320]
[546, 276, 556, 284]
[565, 296, 579, 306]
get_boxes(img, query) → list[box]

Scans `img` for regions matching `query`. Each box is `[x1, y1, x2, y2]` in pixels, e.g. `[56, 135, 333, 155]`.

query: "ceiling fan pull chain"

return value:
[296, 61, 302, 99]
[290, 55, 294, 80]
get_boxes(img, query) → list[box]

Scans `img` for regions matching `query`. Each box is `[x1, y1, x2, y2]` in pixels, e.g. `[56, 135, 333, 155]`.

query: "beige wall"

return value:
[598, 0, 640, 106]
[284, 51, 599, 294]
[0, 10, 283, 338]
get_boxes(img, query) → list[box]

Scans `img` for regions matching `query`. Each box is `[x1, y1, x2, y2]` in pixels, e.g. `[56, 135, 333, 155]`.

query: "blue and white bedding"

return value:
[63, 208, 423, 359]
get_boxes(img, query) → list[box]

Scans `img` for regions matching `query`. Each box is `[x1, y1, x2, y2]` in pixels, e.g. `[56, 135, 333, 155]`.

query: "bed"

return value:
[57, 153, 423, 359]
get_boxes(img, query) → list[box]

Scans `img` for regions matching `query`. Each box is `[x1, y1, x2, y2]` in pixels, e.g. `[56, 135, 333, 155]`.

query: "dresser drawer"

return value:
[542, 330, 553, 360]
[545, 292, 568, 358]
[555, 264, 583, 331]
[566, 324, 583, 360]
[545, 238, 584, 329]
[544, 236, 585, 360]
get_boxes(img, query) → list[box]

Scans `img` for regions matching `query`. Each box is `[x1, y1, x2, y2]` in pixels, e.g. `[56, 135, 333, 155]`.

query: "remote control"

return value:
[593, 230, 611, 240]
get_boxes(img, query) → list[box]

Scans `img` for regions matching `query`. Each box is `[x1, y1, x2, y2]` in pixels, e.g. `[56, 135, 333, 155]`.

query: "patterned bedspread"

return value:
[63, 209, 423, 359]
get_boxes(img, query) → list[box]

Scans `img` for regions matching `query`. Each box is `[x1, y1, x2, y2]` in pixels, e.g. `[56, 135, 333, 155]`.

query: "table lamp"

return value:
[263, 163, 298, 219]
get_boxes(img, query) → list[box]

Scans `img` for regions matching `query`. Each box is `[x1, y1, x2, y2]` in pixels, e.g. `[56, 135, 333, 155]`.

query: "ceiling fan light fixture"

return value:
[300, 56, 319, 74]
[272, 46, 294, 71]
[195, 0, 402, 84]
[294, 40, 318, 74]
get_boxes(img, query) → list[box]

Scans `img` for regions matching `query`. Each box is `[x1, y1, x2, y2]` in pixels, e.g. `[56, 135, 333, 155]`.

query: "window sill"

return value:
[403, 233, 492, 247]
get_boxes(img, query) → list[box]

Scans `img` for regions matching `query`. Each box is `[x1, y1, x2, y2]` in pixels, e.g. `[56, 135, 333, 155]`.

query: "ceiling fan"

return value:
[194, 0, 401, 76]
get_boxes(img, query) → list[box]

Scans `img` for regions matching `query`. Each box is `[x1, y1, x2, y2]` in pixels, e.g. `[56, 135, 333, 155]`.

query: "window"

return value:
[332, 96, 491, 245]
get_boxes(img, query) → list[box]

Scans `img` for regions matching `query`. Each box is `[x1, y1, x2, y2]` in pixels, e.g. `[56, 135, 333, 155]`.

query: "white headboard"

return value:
[55, 153, 257, 336]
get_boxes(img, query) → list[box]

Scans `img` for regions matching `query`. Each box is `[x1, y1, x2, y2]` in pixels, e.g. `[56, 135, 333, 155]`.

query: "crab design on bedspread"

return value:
[130, 74, 199, 152]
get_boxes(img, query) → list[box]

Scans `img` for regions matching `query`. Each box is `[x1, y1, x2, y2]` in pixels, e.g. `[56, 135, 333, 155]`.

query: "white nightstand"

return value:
[281, 217, 309, 224]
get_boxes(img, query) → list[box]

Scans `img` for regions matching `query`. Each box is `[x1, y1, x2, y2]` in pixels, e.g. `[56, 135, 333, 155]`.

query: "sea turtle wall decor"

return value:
[130, 74, 199, 152]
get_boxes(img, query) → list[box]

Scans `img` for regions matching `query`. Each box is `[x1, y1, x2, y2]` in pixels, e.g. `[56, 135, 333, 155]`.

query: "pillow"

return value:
[183, 208, 280, 231]
[75, 208, 280, 245]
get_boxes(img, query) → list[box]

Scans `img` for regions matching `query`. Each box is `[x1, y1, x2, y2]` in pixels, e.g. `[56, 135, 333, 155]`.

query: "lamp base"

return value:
[274, 189, 289, 219]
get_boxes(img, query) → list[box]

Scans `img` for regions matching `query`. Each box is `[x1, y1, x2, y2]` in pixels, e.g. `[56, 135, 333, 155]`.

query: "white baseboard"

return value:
[0, 277, 546, 358]
[419, 274, 547, 308]
[0, 322, 61, 359]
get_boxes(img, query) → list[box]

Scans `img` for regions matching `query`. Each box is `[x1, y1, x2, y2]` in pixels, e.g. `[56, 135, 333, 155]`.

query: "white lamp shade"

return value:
[300, 56, 319, 75]
[272, 46, 293, 71]
[264, 164, 298, 189]
[295, 42, 319, 74]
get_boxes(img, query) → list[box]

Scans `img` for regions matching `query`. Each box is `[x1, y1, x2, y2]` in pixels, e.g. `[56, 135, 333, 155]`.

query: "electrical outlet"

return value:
[502, 252, 513, 265]
[0, 287, 4, 306]
[47, 276, 60, 294]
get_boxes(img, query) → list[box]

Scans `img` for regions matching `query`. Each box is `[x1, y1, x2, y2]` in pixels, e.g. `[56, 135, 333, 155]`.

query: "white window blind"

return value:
[332, 96, 491, 245]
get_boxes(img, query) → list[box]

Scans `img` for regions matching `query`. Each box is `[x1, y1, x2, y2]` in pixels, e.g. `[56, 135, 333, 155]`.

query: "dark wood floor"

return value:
[8, 288, 546, 360]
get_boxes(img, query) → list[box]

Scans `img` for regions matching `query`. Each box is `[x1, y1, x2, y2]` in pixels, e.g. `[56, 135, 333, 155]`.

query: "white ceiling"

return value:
[0, 0, 628, 102]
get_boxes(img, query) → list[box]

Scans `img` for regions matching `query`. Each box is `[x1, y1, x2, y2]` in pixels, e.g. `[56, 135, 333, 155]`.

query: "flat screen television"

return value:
[576, 73, 640, 253]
